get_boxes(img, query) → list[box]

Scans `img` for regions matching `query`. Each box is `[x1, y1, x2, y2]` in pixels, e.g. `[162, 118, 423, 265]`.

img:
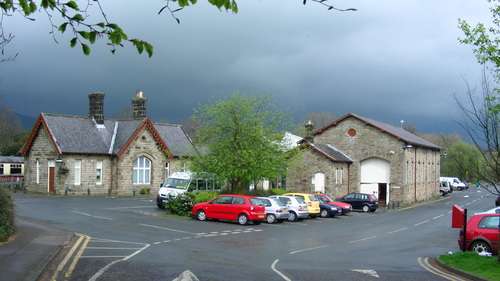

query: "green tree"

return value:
[191, 94, 289, 193]
[0, 96, 27, 155]
[0, 0, 356, 58]
[441, 141, 483, 181]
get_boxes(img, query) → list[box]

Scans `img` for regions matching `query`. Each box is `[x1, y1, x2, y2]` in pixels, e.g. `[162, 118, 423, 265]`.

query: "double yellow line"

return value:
[51, 233, 90, 281]
[417, 257, 470, 281]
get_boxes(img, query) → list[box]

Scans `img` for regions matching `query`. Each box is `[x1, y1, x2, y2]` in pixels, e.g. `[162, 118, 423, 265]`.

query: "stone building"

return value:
[21, 92, 196, 196]
[287, 113, 441, 206]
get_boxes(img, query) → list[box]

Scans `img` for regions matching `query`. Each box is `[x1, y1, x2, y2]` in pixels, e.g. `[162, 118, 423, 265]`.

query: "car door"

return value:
[209, 196, 233, 220]
[230, 196, 246, 220]
[478, 215, 500, 249]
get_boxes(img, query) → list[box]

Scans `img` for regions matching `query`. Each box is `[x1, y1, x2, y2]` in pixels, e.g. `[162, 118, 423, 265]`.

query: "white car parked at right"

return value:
[269, 195, 309, 222]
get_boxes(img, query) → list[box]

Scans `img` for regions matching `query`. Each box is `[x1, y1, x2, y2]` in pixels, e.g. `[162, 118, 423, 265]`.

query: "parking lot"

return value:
[14, 189, 496, 281]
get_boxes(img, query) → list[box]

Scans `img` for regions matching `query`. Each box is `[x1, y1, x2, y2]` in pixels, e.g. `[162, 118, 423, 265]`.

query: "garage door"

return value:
[360, 158, 390, 205]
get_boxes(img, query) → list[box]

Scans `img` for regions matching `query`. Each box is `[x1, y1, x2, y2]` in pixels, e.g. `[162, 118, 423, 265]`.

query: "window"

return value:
[233, 197, 245, 204]
[133, 156, 151, 185]
[74, 160, 81, 186]
[478, 216, 500, 229]
[36, 160, 40, 184]
[10, 164, 22, 175]
[0, 164, 3, 175]
[96, 161, 103, 185]
[278, 197, 290, 205]
[166, 162, 171, 178]
[213, 196, 232, 204]
[197, 179, 207, 190]
[335, 168, 343, 184]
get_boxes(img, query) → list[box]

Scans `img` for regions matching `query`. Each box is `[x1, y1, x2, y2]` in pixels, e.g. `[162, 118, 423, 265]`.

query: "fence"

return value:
[0, 176, 25, 192]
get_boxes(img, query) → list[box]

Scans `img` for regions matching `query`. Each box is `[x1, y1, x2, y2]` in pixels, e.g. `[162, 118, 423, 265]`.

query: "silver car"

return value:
[255, 197, 290, 223]
[269, 195, 309, 222]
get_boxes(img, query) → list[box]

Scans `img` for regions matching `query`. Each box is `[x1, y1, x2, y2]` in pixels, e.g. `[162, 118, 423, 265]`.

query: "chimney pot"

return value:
[304, 120, 314, 143]
[132, 90, 147, 119]
[88, 92, 105, 124]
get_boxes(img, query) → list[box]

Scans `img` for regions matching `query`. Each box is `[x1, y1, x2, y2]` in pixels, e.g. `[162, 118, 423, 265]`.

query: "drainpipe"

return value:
[414, 147, 417, 203]
[347, 164, 350, 194]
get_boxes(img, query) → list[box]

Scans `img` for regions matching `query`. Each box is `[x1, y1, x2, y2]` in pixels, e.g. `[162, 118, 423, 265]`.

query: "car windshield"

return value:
[250, 198, 267, 206]
[271, 198, 286, 207]
[164, 178, 190, 190]
[308, 195, 319, 201]
[319, 195, 332, 202]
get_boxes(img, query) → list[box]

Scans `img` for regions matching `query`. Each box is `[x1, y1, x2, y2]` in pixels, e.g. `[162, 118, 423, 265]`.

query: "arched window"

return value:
[133, 156, 151, 185]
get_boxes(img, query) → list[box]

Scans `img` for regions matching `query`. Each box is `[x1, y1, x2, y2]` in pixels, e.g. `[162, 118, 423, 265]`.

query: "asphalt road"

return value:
[14, 189, 497, 281]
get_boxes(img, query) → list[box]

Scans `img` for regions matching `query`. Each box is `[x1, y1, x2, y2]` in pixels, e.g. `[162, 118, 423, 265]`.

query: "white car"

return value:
[269, 195, 309, 222]
[440, 177, 467, 191]
[476, 207, 500, 215]
[439, 180, 452, 196]
[255, 197, 290, 223]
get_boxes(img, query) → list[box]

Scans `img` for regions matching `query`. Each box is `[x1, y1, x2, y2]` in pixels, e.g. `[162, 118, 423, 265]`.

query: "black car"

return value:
[338, 192, 378, 213]
[319, 203, 339, 218]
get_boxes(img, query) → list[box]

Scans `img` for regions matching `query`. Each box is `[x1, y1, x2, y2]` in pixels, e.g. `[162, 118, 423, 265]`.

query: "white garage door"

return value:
[361, 158, 390, 184]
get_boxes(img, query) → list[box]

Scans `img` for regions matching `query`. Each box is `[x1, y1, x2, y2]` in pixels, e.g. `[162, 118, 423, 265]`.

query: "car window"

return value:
[278, 197, 290, 205]
[213, 196, 233, 204]
[232, 197, 245, 205]
[272, 198, 286, 207]
[251, 198, 270, 207]
[294, 195, 305, 201]
[308, 195, 318, 201]
[320, 195, 331, 203]
[344, 194, 354, 200]
[362, 194, 368, 200]
[294, 197, 305, 204]
[478, 216, 500, 229]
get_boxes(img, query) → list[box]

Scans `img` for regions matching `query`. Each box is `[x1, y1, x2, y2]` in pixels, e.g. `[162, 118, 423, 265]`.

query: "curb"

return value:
[432, 257, 489, 281]
[36, 233, 78, 281]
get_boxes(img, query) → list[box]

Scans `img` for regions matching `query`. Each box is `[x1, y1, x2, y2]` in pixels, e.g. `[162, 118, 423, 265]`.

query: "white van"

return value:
[440, 177, 467, 191]
[439, 180, 452, 196]
[156, 172, 221, 209]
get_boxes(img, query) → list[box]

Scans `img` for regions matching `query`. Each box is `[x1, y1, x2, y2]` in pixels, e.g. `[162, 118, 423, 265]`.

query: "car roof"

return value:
[284, 192, 311, 196]
[219, 194, 255, 198]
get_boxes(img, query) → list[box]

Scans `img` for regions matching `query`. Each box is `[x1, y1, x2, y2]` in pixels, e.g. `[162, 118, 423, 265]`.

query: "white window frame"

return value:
[96, 161, 103, 185]
[74, 160, 81, 186]
[133, 156, 151, 185]
[335, 168, 343, 185]
[36, 160, 40, 184]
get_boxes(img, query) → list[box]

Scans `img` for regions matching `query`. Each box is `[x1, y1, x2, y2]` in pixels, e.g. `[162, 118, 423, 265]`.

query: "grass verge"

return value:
[438, 252, 500, 281]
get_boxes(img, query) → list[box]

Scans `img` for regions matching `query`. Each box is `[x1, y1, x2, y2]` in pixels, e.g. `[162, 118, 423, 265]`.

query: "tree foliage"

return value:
[0, 0, 356, 58]
[0, 96, 28, 155]
[441, 141, 484, 181]
[191, 94, 289, 192]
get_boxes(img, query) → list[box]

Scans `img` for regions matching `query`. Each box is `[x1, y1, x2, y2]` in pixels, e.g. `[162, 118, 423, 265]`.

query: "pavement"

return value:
[11, 189, 498, 281]
[0, 217, 73, 281]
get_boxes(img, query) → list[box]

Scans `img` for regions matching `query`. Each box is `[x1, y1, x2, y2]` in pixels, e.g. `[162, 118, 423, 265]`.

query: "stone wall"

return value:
[24, 126, 58, 193]
[287, 148, 350, 196]
[60, 155, 112, 195]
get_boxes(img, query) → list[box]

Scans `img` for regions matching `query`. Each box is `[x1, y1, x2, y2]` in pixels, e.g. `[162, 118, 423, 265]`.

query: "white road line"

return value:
[271, 259, 292, 281]
[163, 240, 171, 243]
[81, 255, 128, 258]
[254, 229, 263, 232]
[72, 210, 113, 220]
[432, 214, 444, 220]
[105, 205, 153, 210]
[221, 230, 232, 233]
[86, 247, 142, 250]
[139, 223, 198, 235]
[387, 227, 408, 234]
[348, 236, 377, 244]
[231, 231, 241, 234]
[414, 220, 430, 226]
[196, 232, 208, 235]
[153, 242, 161, 245]
[289, 245, 329, 255]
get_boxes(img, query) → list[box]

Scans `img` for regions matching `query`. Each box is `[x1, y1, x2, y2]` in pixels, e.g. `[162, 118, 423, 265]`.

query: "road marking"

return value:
[348, 236, 377, 244]
[72, 210, 113, 220]
[81, 255, 128, 258]
[105, 205, 154, 210]
[352, 269, 380, 278]
[417, 257, 468, 281]
[289, 245, 329, 255]
[86, 247, 143, 250]
[271, 259, 292, 281]
[414, 219, 430, 226]
[65, 235, 90, 278]
[139, 223, 198, 235]
[50, 234, 84, 281]
[432, 215, 444, 220]
[231, 231, 241, 234]
[254, 229, 263, 232]
[465, 202, 472, 206]
[387, 227, 408, 234]
[154, 242, 161, 245]
[295, 223, 308, 226]
[197, 232, 208, 235]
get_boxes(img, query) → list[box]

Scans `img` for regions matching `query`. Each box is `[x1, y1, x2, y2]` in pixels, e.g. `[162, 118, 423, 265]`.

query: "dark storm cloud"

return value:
[0, 0, 491, 133]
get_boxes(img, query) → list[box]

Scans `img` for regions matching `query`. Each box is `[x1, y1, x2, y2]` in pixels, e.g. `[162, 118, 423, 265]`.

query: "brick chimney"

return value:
[304, 120, 314, 143]
[88, 92, 105, 124]
[132, 91, 147, 119]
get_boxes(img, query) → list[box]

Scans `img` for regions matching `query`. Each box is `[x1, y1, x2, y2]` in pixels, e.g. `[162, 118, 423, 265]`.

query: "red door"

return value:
[48, 166, 55, 193]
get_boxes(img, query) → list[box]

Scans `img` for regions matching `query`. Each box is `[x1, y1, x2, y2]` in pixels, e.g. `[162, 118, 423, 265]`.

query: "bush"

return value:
[0, 188, 15, 242]
[166, 193, 195, 216]
[139, 188, 150, 195]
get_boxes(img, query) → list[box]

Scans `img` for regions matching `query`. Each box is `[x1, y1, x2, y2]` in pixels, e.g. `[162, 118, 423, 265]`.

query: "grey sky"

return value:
[0, 0, 491, 133]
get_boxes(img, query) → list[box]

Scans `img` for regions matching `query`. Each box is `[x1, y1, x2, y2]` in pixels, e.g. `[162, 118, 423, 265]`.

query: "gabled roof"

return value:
[304, 141, 353, 163]
[314, 113, 440, 150]
[21, 113, 197, 158]
[0, 156, 24, 163]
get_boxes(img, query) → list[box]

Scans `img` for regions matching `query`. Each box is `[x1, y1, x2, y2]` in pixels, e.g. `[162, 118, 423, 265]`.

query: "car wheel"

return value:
[362, 205, 370, 213]
[238, 214, 248, 225]
[320, 209, 329, 218]
[288, 211, 297, 222]
[266, 214, 276, 224]
[196, 210, 207, 221]
[440, 191, 445, 196]
[471, 240, 492, 254]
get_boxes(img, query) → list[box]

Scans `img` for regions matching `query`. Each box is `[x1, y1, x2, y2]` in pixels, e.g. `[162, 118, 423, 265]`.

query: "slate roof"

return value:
[308, 143, 353, 163]
[315, 113, 441, 150]
[0, 156, 24, 163]
[33, 113, 196, 157]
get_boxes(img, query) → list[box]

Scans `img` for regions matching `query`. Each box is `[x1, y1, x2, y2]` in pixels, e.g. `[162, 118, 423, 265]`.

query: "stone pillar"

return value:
[88, 92, 105, 124]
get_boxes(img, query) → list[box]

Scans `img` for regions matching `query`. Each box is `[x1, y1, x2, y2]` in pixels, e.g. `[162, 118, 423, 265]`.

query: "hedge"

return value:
[0, 188, 15, 242]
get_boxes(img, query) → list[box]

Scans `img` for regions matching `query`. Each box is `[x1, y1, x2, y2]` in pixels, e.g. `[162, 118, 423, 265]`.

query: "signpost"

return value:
[451, 204, 467, 252]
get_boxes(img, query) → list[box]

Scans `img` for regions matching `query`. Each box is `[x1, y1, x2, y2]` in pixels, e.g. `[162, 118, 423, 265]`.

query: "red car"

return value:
[315, 193, 352, 215]
[459, 213, 499, 255]
[192, 194, 266, 225]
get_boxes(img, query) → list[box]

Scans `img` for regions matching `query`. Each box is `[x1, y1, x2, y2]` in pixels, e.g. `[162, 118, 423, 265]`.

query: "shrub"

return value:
[139, 188, 150, 195]
[0, 188, 15, 242]
[166, 193, 195, 216]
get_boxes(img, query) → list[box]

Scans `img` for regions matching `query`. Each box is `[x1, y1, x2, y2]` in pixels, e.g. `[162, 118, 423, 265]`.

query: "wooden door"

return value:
[378, 183, 387, 207]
